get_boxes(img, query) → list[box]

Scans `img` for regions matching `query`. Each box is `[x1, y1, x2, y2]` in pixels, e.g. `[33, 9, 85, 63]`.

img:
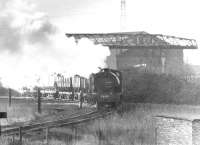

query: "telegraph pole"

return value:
[37, 88, 41, 113]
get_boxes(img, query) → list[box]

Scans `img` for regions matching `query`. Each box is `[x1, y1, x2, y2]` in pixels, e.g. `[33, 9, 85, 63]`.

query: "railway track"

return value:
[25, 107, 96, 125]
[1, 106, 94, 130]
[1, 108, 112, 136]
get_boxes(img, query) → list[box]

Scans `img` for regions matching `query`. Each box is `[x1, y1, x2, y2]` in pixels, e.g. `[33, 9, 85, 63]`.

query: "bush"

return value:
[122, 68, 184, 104]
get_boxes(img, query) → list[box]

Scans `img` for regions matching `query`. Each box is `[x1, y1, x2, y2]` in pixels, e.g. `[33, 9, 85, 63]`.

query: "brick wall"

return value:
[155, 116, 192, 145]
[192, 119, 200, 145]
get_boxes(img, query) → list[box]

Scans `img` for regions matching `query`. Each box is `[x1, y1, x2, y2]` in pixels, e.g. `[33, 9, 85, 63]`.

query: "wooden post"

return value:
[97, 119, 103, 145]
[0, 120, 1, 136]
[98, 129, 102, 145]
[72, 126, 74, 143]
[69, 126, 72, 142]
[37, 88, 41, 114]
[8, 88, 12, 107]
[45, 127, 49, 144]
[74, 127, 76, 144]
[155, 127, 157, 145]
[79, 90, 83, 109]
[71, 125, 77, 144]
[12, 135, 15, 143]
[0, 112, 7, 136]
[74, 126, 78, 144]
[70, 77, 74, 101]
[19, 127, 22, 145]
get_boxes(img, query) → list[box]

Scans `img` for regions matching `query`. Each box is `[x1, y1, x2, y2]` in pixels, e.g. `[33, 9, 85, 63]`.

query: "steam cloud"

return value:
[0, 0, 110, 90]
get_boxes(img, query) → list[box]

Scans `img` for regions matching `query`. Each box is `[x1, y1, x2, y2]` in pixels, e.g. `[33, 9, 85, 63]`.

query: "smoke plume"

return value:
[0, 0, 110, 90]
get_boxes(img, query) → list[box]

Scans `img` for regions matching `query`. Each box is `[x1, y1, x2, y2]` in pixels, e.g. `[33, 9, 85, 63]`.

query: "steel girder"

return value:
[65, 32, 198, 49]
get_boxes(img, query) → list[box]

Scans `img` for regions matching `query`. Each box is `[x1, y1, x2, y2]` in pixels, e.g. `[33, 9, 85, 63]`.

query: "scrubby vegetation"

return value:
[1, 104, 156, 145]
[2, 103, 200, 145]
[0, 82, 21, 97]
[122, 68, 200, 105]
[0, 99, 36, 126]
[2, 67, 200, 144]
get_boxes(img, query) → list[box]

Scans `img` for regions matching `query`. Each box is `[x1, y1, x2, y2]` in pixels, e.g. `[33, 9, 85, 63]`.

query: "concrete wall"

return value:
[164, 49, 184, 75]
[155, 116, 192, 145]
[192, 120, 200, 145]
[155, 117, 200, 145]
[117, 48, 162, 73]
[106, 47, 184, 75]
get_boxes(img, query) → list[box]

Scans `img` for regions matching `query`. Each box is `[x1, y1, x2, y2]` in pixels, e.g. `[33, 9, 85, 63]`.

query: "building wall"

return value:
[164, 49, 184, 75]
[105, 49, 121, 69]
[106, 47, 184, 75]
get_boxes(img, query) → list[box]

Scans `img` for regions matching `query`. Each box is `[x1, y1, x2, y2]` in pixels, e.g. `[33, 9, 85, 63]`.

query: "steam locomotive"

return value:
[90, 68, 122, 109]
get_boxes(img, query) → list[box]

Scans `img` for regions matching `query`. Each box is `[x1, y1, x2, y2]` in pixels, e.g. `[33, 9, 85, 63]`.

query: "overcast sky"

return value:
[31, 0, 199, 35]
[0, 0, 200, 89]
[30, 0, 200, 64]
[1, 0, 199, 43]
[31, 0, 120, 32]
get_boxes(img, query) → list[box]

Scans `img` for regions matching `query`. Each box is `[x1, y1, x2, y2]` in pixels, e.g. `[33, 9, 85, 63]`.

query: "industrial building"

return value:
[66, 32, 198, 75]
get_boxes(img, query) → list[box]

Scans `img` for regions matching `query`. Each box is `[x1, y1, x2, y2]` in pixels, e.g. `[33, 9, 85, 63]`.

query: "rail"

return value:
[1, 109, 112, 136]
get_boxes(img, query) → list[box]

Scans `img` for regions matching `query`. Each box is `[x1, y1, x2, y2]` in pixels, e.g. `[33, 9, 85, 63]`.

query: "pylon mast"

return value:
[120, 0, 126, 31]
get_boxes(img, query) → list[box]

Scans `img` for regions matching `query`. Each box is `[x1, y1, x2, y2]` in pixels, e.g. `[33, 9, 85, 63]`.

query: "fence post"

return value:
[155, 127, 157, 145]
[98, 129, 102, 145]
[8, 88, 12, 107]
[72, 125, 77, 144]
[0, 120, 1, 136]
[37, 88, 41, 114]
[12, 135, 15, 143]
[19, 127, 22, 145]
[0, 112, 7, 136]
[70, 77, 74, 101]
[79, 91, 83, 109]
[46, 127, 49, 144]
[74, 127, 77, 144]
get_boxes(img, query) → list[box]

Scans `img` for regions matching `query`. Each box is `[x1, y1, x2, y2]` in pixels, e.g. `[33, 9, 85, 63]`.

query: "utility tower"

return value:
[120, 0, 127, 54]
[120, 0, 126, 31]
